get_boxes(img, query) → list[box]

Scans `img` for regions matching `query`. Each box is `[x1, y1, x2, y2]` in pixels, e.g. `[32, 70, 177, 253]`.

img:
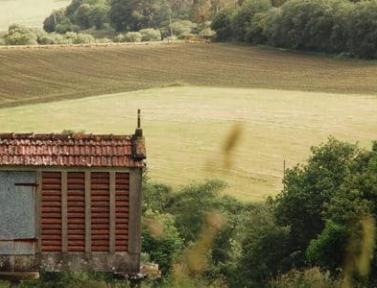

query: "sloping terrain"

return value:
[1, 43, 377, 107]
[1, 86, 376, 200]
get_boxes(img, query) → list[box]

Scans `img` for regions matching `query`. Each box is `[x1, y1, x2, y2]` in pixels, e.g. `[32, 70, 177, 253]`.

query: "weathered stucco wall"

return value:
[0, 171, 36, 241]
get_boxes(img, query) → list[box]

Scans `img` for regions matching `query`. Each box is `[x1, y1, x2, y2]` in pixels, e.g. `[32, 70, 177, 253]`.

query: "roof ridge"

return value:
[0, 133, 133, 140]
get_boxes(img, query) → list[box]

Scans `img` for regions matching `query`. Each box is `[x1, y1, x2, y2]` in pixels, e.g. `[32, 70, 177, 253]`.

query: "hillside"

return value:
[1, 86, 377, 200]
[1, 43, 377, 107]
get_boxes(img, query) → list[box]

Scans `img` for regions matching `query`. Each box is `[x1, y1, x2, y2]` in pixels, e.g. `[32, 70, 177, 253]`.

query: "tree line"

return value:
[43, 0, 230, 34]
[211, 0, 377, 58]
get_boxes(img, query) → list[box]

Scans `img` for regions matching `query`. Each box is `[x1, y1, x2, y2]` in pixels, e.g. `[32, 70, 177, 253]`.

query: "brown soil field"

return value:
[1, 43, 377, 107]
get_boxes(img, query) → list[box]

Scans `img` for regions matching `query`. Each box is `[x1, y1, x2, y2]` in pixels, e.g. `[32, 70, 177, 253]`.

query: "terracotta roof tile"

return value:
[0, 133, 145, 168]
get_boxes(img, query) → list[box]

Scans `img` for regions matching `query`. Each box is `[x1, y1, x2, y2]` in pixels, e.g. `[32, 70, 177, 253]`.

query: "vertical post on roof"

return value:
[283, 160, 286, 190]
[137, 109, 141, 129]
[135, 109, 143, 137]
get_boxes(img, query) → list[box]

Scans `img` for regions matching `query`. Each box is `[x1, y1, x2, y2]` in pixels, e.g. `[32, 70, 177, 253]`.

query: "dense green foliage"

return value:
[1, 24, 97, 45]
[109, 0, 170, 31]
[211, 0, 377, 58]
[43, 0, 111, 33]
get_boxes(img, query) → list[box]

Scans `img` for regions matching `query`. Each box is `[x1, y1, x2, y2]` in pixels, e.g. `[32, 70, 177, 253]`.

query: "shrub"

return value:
[161, 20, 196, 38]
[124, 31, 142, 42]
[34, 30, 67, 45]
[142, 211, 184, 274]
[269, 268, 339, 288]
[306, 220, 348, 271]
[139, 28, 162, 41]
[113, 33, 125, 42]
[3, 24, 38, 45]
[62, 32, 95, 44]
[0, 37, 5, 46]
[95, 37, 112, 43]
[199, 27, 216, 39]
[167, 180, 227, 243]
[235, 205, 291, 287]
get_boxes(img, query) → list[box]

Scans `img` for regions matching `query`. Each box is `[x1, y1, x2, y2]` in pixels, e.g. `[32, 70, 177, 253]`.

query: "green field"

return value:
[0, 0, 70, 31]
[1, 86, 377, 201]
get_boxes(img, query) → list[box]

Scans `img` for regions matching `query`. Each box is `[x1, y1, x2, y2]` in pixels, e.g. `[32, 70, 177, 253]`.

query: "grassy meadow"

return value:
[0, 0, 70, 31]
[0, 86, 377, 201]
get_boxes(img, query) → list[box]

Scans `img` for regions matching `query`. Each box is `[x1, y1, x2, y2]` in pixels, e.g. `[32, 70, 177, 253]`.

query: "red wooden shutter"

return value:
[115, 172, 130, 252]
[67, 172, 85, 252]
[41, 172, 62, 252]
[91, 172, 110, 252]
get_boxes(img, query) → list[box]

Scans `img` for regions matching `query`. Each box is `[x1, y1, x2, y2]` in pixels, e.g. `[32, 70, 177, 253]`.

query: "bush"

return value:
[199, 27, 216, 39]
[62, 32, 95, 44]
[306, 220, 348, 271]
[235, 205, 291, 287]
[161, 20, 196, 38]
[142, 211, 184, 274]
[3, 24, 38, 45]
[269, 268, 339, 288]
[167, 180, 227, 244]
[139, 28, 162, 41]
[35, 31, 65, 45]
[124, 31, 142, 42]
[113, 33, 125, 42]
[74, 33, 95, 44]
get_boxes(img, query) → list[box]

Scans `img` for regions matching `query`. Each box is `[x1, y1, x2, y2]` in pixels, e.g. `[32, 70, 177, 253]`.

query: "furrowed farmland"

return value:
[1, 43, 377, 107]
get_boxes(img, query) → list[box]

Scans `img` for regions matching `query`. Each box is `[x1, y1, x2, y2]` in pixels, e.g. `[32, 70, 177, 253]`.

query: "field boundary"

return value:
[0, 39, 211, 50]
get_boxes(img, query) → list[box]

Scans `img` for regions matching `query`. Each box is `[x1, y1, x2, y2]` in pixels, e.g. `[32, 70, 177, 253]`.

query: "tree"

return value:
[90, 4, 110, 29]
[347, 0, 377, 58]
[43, 9, 67, 32]
[109, 0, 170, 31]
[231, 0, 271, 41]
[211, 8, 234, 41]
[274, 138, 358, 261]
[75, 4, 93, 29]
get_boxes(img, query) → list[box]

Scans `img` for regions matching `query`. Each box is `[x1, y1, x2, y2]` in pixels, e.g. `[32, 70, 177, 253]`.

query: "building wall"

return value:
[0, 168, 142, 275]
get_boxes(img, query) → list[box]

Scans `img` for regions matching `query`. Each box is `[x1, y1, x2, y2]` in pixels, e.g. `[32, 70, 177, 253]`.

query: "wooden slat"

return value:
[61, 171, 68, 253]
[91, 172, 110, 252]
[110, 172, 116, 253]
